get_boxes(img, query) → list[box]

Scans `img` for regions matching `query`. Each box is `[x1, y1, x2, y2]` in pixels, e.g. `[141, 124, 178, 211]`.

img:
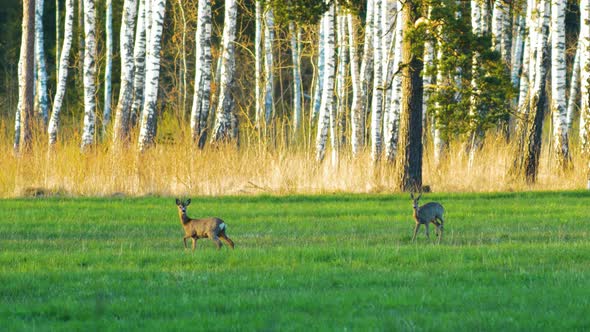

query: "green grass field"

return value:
[1, 192, 590, 331]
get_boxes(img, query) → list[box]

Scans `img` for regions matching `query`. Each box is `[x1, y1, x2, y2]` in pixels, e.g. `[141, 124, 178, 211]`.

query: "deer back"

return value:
[184, 217, 225, 238]
[416, 202, 444, 223]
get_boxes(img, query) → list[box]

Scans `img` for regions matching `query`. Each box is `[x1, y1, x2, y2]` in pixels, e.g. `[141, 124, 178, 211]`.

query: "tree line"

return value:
[5, 0, 590, 190]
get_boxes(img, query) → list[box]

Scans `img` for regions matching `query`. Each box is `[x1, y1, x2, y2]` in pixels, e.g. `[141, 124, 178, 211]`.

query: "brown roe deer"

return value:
[410, 193, 445, 244]
[176, 198, 235, 250]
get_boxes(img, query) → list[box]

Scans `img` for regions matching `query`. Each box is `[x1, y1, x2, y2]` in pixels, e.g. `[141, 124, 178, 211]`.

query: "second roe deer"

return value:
[410, 193, 445, 244]
[176, 198, 235, 250]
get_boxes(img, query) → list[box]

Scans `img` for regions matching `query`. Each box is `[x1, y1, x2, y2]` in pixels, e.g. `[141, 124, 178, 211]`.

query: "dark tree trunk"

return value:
[395, 0, 424, 192]
[19, 0, 36, 153]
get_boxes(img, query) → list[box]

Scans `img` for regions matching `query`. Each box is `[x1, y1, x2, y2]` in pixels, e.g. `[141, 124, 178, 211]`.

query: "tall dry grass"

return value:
[0, 115, 586, 197]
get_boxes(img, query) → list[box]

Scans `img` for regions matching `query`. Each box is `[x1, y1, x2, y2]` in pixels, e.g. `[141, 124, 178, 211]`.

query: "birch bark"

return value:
[80, 0, 98, 150]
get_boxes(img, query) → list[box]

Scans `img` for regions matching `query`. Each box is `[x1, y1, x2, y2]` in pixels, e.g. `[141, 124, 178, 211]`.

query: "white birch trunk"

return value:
[289, 22, 303, 137]
[211, 0, 238, 142]
[332, 11, 347, 164]
[491, 0, 504, 54]
[103, 0, 113, 134]
[468, 0, 483, 167]
[421, 5, 435, 141]
[254, 0, 263, 128]
[190, 0, 212, 147]
[384, 0, 403, 162]
[370, 0, 383, 161]
[14, 40, 24, 152]
[112, 0, 137, 146]
[263, 8, 275, 125]
[80, 0, 97, 150]
[315, 3, 335, 162]
[138, 0, 167, 151]
[580, 0, 590, 155]
[381, 0, 395, 131]
[35, 0, 49, 126]
[358, 0, 374, 150]
[311, 16, 325, 121]
[130, 0, 146, 127]
[56, 0, 60, 79]
[348, 13, 362, 156]
[567, 44, 580, 130]
[511, 15, 525, 90]
[48, 0, 74, 146]
[551, 0, 569, 166]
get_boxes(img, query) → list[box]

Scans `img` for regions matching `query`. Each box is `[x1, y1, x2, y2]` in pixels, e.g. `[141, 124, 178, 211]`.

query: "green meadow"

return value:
[1, 192, 590, 331]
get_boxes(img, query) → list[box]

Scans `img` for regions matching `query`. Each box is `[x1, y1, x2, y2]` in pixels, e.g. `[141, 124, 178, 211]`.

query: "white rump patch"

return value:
[219, 223, 226, 231]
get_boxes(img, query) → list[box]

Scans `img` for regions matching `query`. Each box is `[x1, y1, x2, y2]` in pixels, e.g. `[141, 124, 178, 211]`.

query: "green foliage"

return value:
[1, 192, 590, 330]
[424, 0, 515, 142]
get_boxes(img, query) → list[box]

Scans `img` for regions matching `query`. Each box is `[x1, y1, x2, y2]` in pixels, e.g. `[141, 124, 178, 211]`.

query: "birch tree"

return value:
[190, 0, 212, 148]
[263, 8, 275, 125]
[16, 0, 35, 153]
[468, 0, 483, 167]
[130, 0, 146, 127]
[290, 22, 303, 137]
[523, 0, 550, 183]
[581, 0, 590, 156]
[103, 0, 113, 134]
[567, 44, 580, 131]
[211, 0, 238, 142]
[348, 13, 363, 156]
[80, 0, 97, 150]
[112, 0, 137, 146]
[370, 0, 383, 161]
[551, 0, 569, 168]
[358, 0, 374, 150]
[255, 0, 263, 129]
[315, 3, 335, 162]
[384, 0, 403, 162]
[333, 10, 347, 163]
[48, 0, 74, 146]
[35, 0, 49, 126]
[56, 0, 60, 79]
[138, 0, 166, 151]
[311, 16, 325, 121]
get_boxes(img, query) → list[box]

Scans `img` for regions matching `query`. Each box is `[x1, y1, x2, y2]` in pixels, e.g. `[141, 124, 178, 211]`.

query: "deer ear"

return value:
[185, 199, 191, 206]
[175, 198, 181, 205]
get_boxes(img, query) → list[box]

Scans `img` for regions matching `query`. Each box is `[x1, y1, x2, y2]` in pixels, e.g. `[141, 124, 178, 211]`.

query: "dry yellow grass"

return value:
[1, 116, 586, 197]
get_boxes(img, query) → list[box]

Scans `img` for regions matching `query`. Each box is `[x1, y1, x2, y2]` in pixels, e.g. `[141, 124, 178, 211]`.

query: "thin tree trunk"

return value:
[384, 0, 402, 163]
[14, 38, 25, 152]
[18, 0, 36, 153]
[370, 0, 383, 162]
[80, 0, 97, 150]
[35, 0, 49, 126]
[190, 0, 212, 148]
[348, 13, 362, 156]
[211, 0, 238, 142]
[523, 0, 549, 183]
[138, 0, 167, 151]
[263, 8, 275, 126]
[581, 0, 590, 156]
[48, 0, 74, 146]
[254, 0, 263, 128]
[130, 0, 146, 128]
[77, 0, 84, 88]
[177, 0, 187, 116]
[567, 44, 580, 131]
[315, 3, 335, 162]
[311, 15, 325, 122]
[358, 0, 374, 150]
[112, 0, 137, 146]
[395, 0, 424, 191]
[421, 5, 435, 143]
[551, 0, 569, 169]
[103, 0, 113, 135]
[290, 22, 302, 138]
[56, 0, 60, 79]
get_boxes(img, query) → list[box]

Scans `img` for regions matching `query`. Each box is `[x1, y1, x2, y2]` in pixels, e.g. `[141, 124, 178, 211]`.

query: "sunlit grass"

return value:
[0, 113, 586, 197]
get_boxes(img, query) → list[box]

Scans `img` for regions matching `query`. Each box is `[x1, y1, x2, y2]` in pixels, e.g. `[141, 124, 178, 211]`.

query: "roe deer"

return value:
[410, 193, 445, 244]
[176, 198, 235, 250]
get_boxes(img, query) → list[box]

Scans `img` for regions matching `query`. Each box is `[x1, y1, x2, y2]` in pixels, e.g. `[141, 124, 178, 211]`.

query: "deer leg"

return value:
[412, 223, 420, 242]
[425, 223, 430, 239]
[183, 235, 190, 249]
[210, 235, 222, 250]
[219, 232, 235, 249]
[192, 237, 197, 250]
[433, 220, 441, 237]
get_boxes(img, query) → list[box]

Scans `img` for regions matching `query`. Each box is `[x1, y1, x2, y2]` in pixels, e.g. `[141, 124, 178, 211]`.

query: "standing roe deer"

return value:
[176, 198, 235, 250]
[410, 193, 445, 244]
